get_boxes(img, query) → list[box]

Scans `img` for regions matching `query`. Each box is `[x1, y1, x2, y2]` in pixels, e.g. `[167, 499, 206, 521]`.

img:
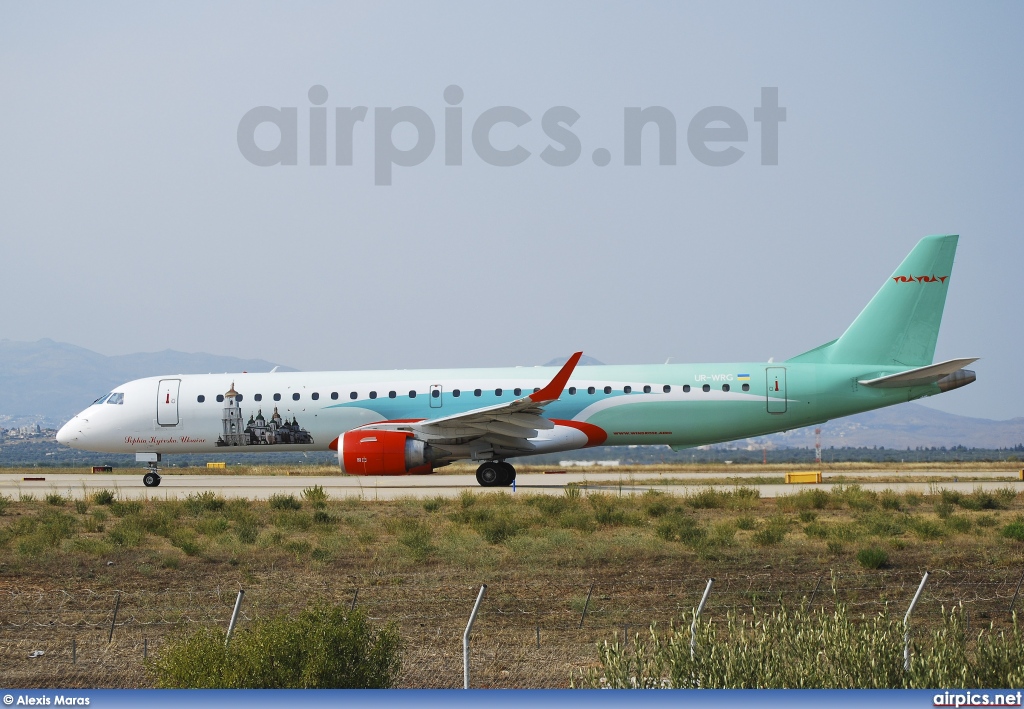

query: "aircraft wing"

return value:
[356, 352, 583, 451]
[858, 357, 979, 388]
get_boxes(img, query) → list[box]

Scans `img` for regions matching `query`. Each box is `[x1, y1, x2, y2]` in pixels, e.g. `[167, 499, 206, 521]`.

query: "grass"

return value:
[0, 474, 1021, 688]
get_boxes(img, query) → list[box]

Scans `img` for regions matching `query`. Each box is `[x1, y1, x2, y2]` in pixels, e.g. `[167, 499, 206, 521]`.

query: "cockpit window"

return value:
[92, 393, 111, 405]
[107, 393, 124, 405]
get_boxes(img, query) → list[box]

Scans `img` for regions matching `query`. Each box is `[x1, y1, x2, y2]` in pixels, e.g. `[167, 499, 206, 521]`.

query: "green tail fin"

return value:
[789, 234, 959, 366]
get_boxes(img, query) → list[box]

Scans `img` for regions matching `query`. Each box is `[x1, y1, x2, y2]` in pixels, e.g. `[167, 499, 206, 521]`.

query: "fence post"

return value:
[808, 576, 823, 608]
[691, 578, 714, 660]
[579, 582, 595, 629]
[904, 571, 929, 672]
[1008, 569, 1024, 617]
[225, 590, 245, 647]
[108, 592, 121, 643]
[464, 585, 487, 689]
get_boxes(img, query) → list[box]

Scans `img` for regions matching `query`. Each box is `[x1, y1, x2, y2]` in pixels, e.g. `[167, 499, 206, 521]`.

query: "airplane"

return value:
[57, 234, 976, 489]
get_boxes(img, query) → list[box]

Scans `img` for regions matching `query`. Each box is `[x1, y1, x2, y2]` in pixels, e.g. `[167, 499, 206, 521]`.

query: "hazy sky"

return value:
[1, 2, 1021, 420]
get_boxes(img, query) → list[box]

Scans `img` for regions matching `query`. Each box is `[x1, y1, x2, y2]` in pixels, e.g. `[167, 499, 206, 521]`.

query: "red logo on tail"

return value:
[892, 274, 948, 283]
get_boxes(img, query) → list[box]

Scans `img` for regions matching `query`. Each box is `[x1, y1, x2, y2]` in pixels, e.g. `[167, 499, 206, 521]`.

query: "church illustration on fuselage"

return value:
[214, 384, 314, 447]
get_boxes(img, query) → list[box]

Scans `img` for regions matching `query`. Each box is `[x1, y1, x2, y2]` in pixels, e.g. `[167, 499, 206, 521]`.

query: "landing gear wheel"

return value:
[475, 462, 502, 487]
[143, 471, 162, 487]
[497, 462, 516, 486]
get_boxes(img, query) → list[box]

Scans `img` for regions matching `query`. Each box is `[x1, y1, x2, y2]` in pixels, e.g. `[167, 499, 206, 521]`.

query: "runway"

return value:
[1, 470, 1021, 501]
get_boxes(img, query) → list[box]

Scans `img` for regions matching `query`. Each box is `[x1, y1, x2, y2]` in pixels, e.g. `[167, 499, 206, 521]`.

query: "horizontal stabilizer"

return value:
[858, 358, 978, 388]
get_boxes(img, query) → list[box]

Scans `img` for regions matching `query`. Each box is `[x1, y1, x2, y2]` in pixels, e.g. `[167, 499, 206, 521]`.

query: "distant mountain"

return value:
[0, 339, 295, 427]
[743, 403, 1024, 450]
[544, 355, 605, 367]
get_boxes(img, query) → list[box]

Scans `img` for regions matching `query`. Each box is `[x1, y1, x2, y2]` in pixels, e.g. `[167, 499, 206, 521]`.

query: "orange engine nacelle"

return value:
[335, 430, 434, 475]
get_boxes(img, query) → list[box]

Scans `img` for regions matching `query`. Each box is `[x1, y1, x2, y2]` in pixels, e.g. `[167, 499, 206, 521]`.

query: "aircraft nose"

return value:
[56, 419, 79, 445]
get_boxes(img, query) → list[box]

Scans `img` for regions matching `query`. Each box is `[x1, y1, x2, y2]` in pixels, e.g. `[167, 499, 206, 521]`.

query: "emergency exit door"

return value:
[157, 379, 181, 426]
[429, 384, 443, 408]
[766, 367, 787, 414]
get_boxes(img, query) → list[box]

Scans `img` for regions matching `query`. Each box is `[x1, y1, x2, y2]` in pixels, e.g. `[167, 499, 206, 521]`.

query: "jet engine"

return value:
[335, 430, 439, 475]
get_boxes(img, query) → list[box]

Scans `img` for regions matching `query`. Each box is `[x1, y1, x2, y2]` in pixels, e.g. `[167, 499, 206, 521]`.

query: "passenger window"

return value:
[568, 387, 576, 395]
[474, 389, 482, 397]
[389, 391, 397, 399]
[235, 394, 243, 401]
[107, 393, 124, 405]
[292, 393, 300, 401]
[533, 387, 540, 393]
[683, 385, 691, 393]
[603, 386, 611, 394]
[217, 394, 225, 402]
[349, 392, 357, 400]
[312, 392, 319, 400]
[197, 395, 205, 403]
[369, 391, 377, 399]
[331, 392, 339, 400]
[409, 390, 417, 398]
[453, 389, 461, 397]
[663, 385, 671, 393]
[643, 385, 652, 394]
[514, 388, 522, 396]
[495, 388, 503, 396]
[624, 386, 632, 394]
[587, 386, 595, 395]
[255, 394, 263, 402]
[702, 384, 711, 392]
[273, 393, 281, 401]
[742, 383, 750, 392]
[722, 384, 730, 392]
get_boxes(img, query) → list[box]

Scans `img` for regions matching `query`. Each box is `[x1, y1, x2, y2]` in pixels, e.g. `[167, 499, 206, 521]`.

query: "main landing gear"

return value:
[142, 467, 162, 488]
[475, 461, 516, 488]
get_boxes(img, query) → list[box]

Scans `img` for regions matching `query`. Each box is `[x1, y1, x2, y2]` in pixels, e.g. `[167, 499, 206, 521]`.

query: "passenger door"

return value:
[766, 367, 787, 414]
[157, 379, 181, 426]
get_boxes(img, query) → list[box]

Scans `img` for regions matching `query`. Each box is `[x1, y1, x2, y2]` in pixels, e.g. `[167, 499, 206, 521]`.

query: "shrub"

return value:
[170, 529, 203, 556]
[575, 604, 1024, 688]
[150, 605, 402, 688]
[111, 500, 143, 517]
[753, 525, 787, 546]
[74, 499, 88, 514]
[92, 489, 116, 505]
[185, 492, 226, 514]
[737, 515, 757, 530]
[856, 546, 889, 569]
[687, 488, 726, 509]
[313, 510, 334, 525]
[392, 519, 434, 560]
[235, 515, 260, 544]
[787, 489, 830, 511]
[798, 510, 817, 523]
[590, 495, 628, 526]
[1002, 517, 1024, 542]
[910, 517, 946, 540]
[269, 493, 302, 511]
[880, 490, 902, 511]
[0, 494, 10, 515]
[423, 496, 445, 513]
[655, 513, 706, 547]
[935, 502, 954, 519]
[301, 486, 329, 509]
[107, 517, 146, 547]
[826, 540, 844, 554]
[46, 493, 67, 507]
[944, 515, 972, 534]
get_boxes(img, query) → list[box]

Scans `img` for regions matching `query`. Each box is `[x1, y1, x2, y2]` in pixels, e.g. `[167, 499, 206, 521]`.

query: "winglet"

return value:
[529, 351, 583, 403]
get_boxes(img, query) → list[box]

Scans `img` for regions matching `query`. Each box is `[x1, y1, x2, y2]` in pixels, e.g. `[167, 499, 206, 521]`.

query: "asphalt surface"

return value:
[1, 470, 1021, 500]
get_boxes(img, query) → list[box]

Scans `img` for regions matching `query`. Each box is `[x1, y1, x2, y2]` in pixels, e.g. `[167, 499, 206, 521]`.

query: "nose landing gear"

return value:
[137, 452, 162, 487]
[143, 467, 162, 487]
[475, 461, 516, 487]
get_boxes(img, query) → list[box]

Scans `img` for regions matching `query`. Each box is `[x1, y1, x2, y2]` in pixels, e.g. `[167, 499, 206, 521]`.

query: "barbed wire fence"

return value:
[2, 569, 1022, 687]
